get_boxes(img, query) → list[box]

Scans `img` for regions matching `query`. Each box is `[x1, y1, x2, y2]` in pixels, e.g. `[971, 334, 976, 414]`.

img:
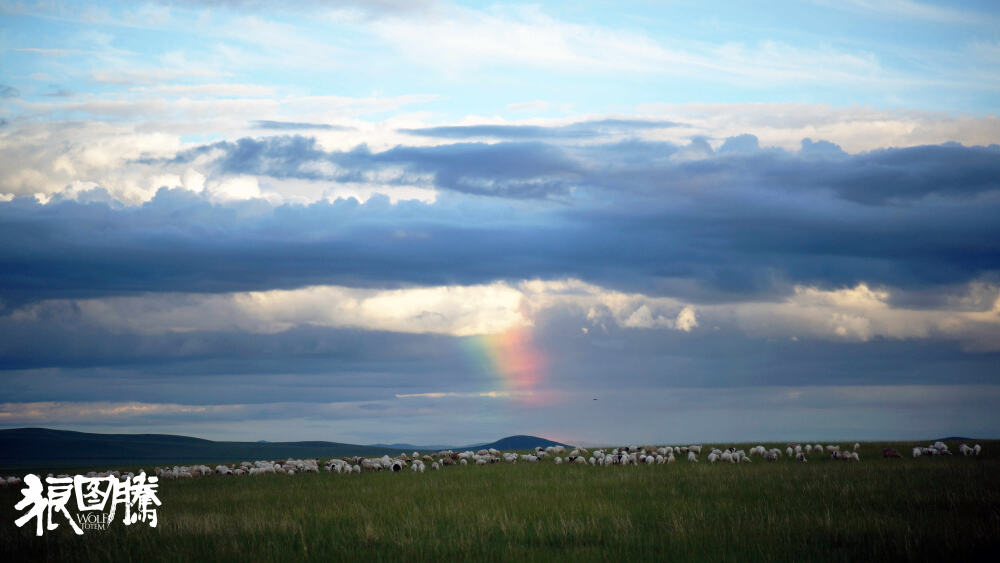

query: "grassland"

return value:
[1, 441, 998, 562]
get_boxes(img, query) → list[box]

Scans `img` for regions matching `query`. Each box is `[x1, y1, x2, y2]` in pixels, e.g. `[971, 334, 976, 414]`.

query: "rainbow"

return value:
[460, 325, 546, 403]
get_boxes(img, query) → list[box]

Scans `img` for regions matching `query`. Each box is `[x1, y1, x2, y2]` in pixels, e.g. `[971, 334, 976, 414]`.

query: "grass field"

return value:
[1, 441, 998, 562]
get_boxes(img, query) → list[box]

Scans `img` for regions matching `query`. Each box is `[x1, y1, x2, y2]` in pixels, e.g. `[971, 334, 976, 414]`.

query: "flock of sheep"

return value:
[0, 441, 985, 486]
[911, 441, 981, 458]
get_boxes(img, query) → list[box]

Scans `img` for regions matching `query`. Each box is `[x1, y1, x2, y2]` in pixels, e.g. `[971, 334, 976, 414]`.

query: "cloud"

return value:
[399, 119, 682, 140]
[0, 85, 20, 98]
[1, 135, 998, 308]
[367, 4, 895, 88]
[6, 282, 527, 338]
[162, 133, 1000, 204]
[252, 120, 352, 131]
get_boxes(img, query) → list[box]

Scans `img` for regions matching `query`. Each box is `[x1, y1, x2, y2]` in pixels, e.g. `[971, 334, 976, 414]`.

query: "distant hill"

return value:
[0, 428, 573, 470]
[0, 428, 388, 469]
[470, 435, 574, 451]
[372, 436, 574, 452]
[369, 443, 456, 452]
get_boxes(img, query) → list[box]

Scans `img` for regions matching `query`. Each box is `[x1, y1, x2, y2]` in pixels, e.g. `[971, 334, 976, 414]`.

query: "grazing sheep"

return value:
[795, 452, 807, 462]
[786, 447, 794, 457]
[853, 442, 860, 451]
[431, 462, 440, 471]
[667, 453, 676, 463]
[689, 445, 702, 454]
[707, 452, 719, 463]
[882, 448, 902, 458]
[687, 451, 698, 463]
[804, 445, 812, 453]
[912, 447, 923, 458]
[765, 451, 778, 462]
[460, 459, 468, 465]
[554, 457, 563, 465]
[974, 444, 982, 456]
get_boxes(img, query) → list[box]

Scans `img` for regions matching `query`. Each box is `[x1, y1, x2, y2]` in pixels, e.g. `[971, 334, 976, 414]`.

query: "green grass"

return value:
[1, 441, 998, 562]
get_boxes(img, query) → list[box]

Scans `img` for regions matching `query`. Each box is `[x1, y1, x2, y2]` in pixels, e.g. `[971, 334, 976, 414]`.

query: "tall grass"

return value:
[1, 441, 997, 561]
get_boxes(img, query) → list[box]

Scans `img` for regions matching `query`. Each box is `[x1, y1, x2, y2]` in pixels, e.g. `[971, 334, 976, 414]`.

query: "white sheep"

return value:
[804, 445, 812, 453]
[431, 462, 440, 471]
[853, 442, 860, 451]
[689, 445, 702, 454]
[974, 444, 982, 456]
[687, 451, 698, 462]
[912, 447, 922, 458]
[554, 456, 563, 465]
[708, 452, 719, 463]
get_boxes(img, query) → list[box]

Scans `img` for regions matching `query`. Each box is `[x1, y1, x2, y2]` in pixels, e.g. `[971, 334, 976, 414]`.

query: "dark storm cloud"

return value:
[161, 134, 1000, 203]
[2, 134, 1000, 306]
[1, 310, 997, 404]
[161, 136, 580, 198]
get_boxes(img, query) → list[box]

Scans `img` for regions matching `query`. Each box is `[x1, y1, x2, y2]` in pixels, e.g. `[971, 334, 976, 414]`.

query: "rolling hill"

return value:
[0, 428, 573, 469]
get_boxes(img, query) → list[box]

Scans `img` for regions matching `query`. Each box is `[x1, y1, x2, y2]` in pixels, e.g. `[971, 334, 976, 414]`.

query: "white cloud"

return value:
[369, 4, 892, 87]
[16, 278, 991, 347]
[675, 306, 698, 332]
[710, 283, 1000, 348]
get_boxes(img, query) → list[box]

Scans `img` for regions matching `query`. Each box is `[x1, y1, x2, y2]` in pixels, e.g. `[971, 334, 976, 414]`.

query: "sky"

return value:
[0, 0, 998, 446]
